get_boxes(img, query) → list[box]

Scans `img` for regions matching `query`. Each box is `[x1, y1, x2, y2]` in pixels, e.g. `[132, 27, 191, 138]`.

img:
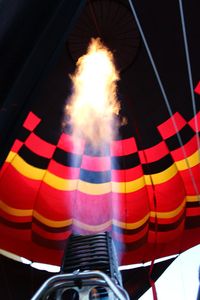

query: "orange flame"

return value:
[66, 38, 121, 147]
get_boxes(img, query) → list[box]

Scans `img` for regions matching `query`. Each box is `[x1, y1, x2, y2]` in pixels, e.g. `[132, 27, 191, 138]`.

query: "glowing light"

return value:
[66, 38, 121, 147]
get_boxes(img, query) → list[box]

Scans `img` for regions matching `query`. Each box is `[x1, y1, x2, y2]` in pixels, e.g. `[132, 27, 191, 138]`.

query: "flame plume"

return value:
[66, 38, 121, 147]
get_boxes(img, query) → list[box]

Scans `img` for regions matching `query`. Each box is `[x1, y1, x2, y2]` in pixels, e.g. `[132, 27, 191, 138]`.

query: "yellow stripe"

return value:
[6, 153, 199, 195]
[78, 180, 111, 195]
[33, 211, 72, 228]
[6, 151, 16, 163]
[0, 200, 72, 228]
[0, 200, 32, 217]
[73, 219, 112, 232]
[113, 213, 149, 229]
[112, 176, 145, 193]
[150, 199, 185, 219]
[43, 171, 78, 191]
[176, 150, 200, 170]
[12, 155, 45, 180]
[144, 164, 177, 185]
[186, 195, 200, 202]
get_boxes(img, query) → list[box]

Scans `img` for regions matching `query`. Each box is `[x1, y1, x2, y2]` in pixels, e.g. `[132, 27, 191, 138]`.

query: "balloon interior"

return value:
[0, 0, 200, 299]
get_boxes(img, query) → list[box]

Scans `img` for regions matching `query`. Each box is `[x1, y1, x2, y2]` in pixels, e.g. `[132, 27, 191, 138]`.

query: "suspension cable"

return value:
[178, 0, 200, 156]
[127, 0, 199, 197]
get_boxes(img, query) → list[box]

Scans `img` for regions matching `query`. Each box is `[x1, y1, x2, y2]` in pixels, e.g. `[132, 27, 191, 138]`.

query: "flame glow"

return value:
[66, 38, 121, 147]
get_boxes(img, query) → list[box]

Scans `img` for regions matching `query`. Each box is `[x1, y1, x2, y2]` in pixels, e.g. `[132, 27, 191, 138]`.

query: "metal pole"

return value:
[31, 270, 129, 300]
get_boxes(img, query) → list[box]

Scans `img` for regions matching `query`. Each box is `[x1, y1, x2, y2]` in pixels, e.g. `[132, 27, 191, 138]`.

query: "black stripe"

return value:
[185, 216, 200, 229]
[17, 127, 30, 142]
[115, 233, 148, 251]
[53, 147, 82, 167]
[80, 169, 111, 183]
[112, 220, 148, 235]
[84, 142, 110, 156]
[111, 152, 140, 170]
[32, 232, 67, 249]
[149, 212, 185, 231]
[142, 154, 173, 174]
[0, 216, 31, 229]
[19, 145, 49, 169]
[166, 125, 194, 151]
[33, 217, 71, 233]
[186, 201, 200, 208]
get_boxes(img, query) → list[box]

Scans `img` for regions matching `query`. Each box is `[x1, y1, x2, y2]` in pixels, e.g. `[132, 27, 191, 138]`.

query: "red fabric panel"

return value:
[11, 139, 23, 153]
[23, 112, 41, 131]
[111, 165, 143, 181]
[113, 226, 149, 243]
[81, 155, 111, 171]
[148, 220, 185, 244]
[48, 160, 80, 178]
[110, 137, 137, 156]
[139, 141, 169, 163]
[0, 165, 40, 209]
[25, 133, 56, 158]
[194, 81, 200, 94]
[32, 223, 70, 240]
[0, 208, 32, 223]
[157, 112, 187, 139]
[57, 132, 85, 154]
[32, 184, 73, 220]
[151, 173, 186, 212]
[171, 135, 198, 160]
[111, 188, 150, 223]
[188, 111, 200, 132]
[72, 191, 112, 225]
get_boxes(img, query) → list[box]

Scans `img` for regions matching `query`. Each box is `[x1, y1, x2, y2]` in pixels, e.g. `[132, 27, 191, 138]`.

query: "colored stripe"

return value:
[142, 154, 173, 174]
[111, 165, 143, 181]
[81, 155, 111, 171]
[25, 132, 56, 158]
[53, 147, 82, 167]
[113, 213, 149, 230]
[144, 164, 177, 185]
[79, 169, 111, 183]
[0, 216, 31, 229]
[171, 135, 198, 161]
[48, 160, 80, 179]
[57, 132, 84, 154]
[110, 137, 137, 156]
[149, 214, 185, 231]
[157, 112, 186, 139]
[32, 232, 66, 249]
[176, 150, 200, 170]
[185, 216, 200, 229]
[11, 155, 45, 180]
[19, 145, 50, 168]
[33, 211, 72, 228]
[5, 152, 199, 194]
[0, 200, 32, 217]
[78, 180, 112, 195]
[186, 195, 200, 202]
[73, 219, 112, 232]
[150, 199, 185, 219]
[43, 172, 78, 191]
[32, 223, 70, 240]
[111, 152, 140, 169]
[166, 125, 194, 151]
[6, 151, 17, 163]
[33, 217, 71, 232]
[112, 176, 145, 193]
[139, 141, 169, 163]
